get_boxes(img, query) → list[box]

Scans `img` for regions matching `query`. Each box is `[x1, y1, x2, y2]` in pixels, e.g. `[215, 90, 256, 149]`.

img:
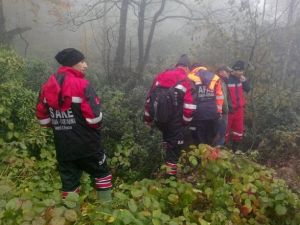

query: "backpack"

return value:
[149, 85, 179, 123]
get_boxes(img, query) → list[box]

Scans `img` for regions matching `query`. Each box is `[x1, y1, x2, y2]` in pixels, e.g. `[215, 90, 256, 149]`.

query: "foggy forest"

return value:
[0, 0, 300, 224]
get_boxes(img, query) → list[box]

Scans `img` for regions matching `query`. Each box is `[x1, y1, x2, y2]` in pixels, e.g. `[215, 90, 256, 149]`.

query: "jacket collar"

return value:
[57, 66, 85, 78]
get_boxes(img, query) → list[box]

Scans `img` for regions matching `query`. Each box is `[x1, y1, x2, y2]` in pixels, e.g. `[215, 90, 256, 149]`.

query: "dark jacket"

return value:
[36, 66, 103, 161]
[188, 66, 224, 120]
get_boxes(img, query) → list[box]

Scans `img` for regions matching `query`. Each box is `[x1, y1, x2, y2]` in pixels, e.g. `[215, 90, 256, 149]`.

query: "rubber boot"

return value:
[96, 189, 112, 204]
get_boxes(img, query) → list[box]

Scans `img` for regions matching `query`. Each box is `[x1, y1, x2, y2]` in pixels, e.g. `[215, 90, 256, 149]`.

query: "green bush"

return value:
[0, 46, 25, 83]
[0, 81, 52, 158]
[257, 129, 300, 163]
[72, 145, 300, 225]
[23, 59, 52, 92]
[100, 86, 163, 181]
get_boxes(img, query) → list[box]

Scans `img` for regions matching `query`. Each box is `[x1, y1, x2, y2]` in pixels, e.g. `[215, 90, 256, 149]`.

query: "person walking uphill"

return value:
[143, 54, 196, 178]
[226, 60, 251, 152]
[36, 48, 112, 206]
[188, 64, 224, 145]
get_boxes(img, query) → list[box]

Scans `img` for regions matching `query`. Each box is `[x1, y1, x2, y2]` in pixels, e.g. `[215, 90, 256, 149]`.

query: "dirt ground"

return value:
[272, 157, 300, 195]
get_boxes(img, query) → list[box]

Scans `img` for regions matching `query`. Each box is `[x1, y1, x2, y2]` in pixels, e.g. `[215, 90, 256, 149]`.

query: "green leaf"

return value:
[0, 199, 6, 209]
[128, 199, 137, 212]
[152, 218, 161, 225]
[189, 156, 198, 166]
[275, 204, 287, 216]
[275, 193, 285, 201]
[63, 193, 79, 209]
[168, 194, 179, 204]
[114, 192, 128, 201]
[6, 198, 22, 210]
[21, 200, 33, 211]
[198, 218, 211, 225]
[131, 189, 143, 198]
[13, 132, 20, 138]
[48, 217, 65, 225]
[0, 185, 12, 196]
[152, 209, 162, 218]
[7, 122, 14, 130]
[143, 196, 151, 208]
[31, 217, 46, 225]
[64, 209, 78, 222]
[7, 131, 13, 140]
[245, 198, 252, 209]
[43, 199, 56, 207]
[205, 187, 213, 198]
[0, 106, 4, 114]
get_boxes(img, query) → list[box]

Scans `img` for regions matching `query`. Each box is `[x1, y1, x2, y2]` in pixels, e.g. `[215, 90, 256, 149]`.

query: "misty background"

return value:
[4, 0, 299, 73]
[1, 0, 299, 164]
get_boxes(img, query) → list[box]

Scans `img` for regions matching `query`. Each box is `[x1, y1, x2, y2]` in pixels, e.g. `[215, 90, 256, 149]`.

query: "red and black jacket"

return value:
[144, 66, 196, 124]
[227, 74, 250, 111]
[36, 66, 103, 161]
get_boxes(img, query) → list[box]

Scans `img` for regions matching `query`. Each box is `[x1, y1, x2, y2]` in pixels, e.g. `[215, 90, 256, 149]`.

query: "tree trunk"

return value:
[137, 0, 166, 76]
[0, 0, 31, 45]
[136, 0, 147, 74]
[281, 0, 297, 84]
[113, 0, 129, 79]
[0, 0, 6, 43]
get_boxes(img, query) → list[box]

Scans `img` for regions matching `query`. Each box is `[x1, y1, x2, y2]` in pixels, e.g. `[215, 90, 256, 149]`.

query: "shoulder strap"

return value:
[54, 73, 66, 108]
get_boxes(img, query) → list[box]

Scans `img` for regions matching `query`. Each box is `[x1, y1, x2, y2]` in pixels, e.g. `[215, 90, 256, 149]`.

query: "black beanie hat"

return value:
[55, 48, 85, 67]
[176, 54, 190, 67]
[232, 60, 245, 71]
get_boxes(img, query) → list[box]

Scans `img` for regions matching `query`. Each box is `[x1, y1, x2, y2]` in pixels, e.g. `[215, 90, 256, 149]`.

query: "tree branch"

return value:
[157, 15, 205, 23]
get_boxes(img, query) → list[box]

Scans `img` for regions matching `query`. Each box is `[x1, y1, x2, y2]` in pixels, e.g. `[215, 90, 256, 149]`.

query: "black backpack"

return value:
[149, 84, 181, 123]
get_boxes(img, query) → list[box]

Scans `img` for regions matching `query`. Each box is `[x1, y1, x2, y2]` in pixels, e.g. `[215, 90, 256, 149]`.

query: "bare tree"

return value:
[112, 0, 130, 78]
[0, 0, 31, 45]
[133, 0, 206, 75]
[56, 0, 208, 78]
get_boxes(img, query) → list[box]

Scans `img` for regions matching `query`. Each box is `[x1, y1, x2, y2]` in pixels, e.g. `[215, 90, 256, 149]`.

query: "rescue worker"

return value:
[143, 54, 196, 178]
[213, 65, 232, 147]
[188, 64, 224, 145]
[226, 60, 251, 151]
[36, 48, 112, 206]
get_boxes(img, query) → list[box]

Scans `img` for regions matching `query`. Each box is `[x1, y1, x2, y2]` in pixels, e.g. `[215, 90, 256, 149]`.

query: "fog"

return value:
[1, 0, 299, 76]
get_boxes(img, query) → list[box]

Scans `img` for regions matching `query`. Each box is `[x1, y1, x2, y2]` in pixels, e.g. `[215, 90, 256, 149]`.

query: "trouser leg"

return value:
[226, 113, 234, 144]
[79, 153, 112, 202]
[205, 120, 218, 145]
[190, 121, 206, 145]
[58, 160, 82, 200]
[231, 108, 244, 142]
[231, 108, 245, 152]
[162, 125, 184, 177]
[213, 115, 227, 146]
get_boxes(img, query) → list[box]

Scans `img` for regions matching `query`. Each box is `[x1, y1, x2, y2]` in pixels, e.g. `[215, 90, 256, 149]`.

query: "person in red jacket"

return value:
[226, 60, 251, 152]
[144, 54, 196, 177]
[36, 48, 112, 205]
